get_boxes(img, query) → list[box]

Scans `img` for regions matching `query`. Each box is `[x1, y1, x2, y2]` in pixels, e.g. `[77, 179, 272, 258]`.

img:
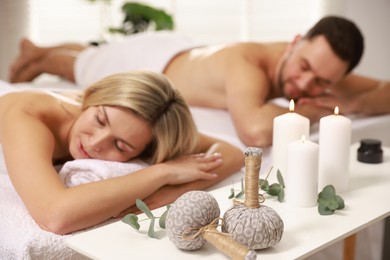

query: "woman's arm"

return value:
[116, 133, 245, 216]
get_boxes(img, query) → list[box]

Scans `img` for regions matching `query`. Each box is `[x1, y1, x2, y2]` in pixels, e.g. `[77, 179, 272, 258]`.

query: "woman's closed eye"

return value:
[95, 107, 106, 126]
[95, 115, 104, 126]
[114, 139, 133, 153]
[114, 140, 125, 152]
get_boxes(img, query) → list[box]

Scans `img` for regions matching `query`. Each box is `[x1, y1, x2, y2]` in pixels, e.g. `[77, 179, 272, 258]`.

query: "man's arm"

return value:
[333, 74, 390, 115]
[299, 74, 390, 115]
[223, 58, 330, 147]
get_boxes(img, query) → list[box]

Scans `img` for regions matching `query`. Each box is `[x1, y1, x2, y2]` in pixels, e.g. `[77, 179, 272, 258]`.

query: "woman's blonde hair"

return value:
[81, 70, 198, 164]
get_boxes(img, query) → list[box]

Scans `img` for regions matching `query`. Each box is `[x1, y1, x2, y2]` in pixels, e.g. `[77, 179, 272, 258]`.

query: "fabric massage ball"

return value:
[222, 147, 284, 250]
[165, 190, 220, 250]
[222, 203, 284, 249]
[166, 190, 257, 260]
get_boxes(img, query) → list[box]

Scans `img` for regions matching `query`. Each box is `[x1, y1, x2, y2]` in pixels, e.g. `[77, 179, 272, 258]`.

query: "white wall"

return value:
[344, 0, 390, 80]
[0, 0, 389, 81]
[0, 0, 31, 81]
[311, 0, 390, 80]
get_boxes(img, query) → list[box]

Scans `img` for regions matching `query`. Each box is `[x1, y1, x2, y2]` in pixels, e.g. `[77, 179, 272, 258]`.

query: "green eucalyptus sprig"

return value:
[122, 199, 170, 238]
[228, 167, 285, 202]
[259, 168, 285, 202]
[317, 185, 345, 215]
[228, 178, 245, 199]
[227, 167, 345, 216]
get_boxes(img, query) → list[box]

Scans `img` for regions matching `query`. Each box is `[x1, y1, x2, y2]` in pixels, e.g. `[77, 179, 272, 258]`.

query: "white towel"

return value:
[0, 146, 148, 259]
[59, 158, 148, 187]
[75, 31, 202, 88]
[0, 174, 89, 260]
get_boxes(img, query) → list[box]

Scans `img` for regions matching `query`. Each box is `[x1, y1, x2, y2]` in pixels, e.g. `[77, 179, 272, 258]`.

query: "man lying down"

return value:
[9, 15, 390, 149]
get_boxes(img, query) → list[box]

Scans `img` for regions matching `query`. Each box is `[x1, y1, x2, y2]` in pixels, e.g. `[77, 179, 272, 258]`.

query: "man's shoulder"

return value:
[227, 41, 288, 57]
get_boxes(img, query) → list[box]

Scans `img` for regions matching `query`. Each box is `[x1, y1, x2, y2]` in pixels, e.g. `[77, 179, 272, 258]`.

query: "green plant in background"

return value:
[109, 2, 174, 35]
[122, 199, 170, 238]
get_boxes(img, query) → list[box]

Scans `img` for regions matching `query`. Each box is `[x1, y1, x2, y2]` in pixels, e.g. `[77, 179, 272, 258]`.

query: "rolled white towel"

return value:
[59, 159, 148, 187]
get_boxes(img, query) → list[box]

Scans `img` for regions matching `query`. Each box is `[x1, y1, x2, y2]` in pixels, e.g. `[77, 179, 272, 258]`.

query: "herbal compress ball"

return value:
[165, 190, 220, 250]
[166, 190, 257, 260]
[223, 203, 284, 249]
[222, 147, 284, 249]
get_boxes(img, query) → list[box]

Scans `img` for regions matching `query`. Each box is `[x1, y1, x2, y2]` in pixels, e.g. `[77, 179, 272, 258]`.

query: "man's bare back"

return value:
[164, 42, 287, 109]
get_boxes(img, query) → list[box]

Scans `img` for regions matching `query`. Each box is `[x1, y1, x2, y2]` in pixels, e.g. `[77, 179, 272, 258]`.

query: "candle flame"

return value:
[334, 106, 339, 115]
[301, 135, 306, 143]
[289, 99, 295, 112]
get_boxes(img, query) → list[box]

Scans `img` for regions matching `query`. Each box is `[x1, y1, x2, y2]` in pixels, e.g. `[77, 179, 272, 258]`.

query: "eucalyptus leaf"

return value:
[277, 188, 285, 202]
[228, 188, 235, 199]
[136, 199, 154, 218]
[159, 206, 170, 229]
[259, 179, 269, 190]
[336, 195, 345, 209]
[317, 197, 327, 205]
[319, 185, 336, 199]
[327, 198, 339, 211]
[122, 214, 140, 230]
[277, 169, 285, 187]
[318, 203, 335, 215]
[317, 185, 345, 216]
[268, 183, 281, 196]
[235, 190, 244, 199]
[148, 217, 157, 238]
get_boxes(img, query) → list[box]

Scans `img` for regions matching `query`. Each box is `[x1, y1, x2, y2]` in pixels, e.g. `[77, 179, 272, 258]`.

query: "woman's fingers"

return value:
[197, 171, 218, 180]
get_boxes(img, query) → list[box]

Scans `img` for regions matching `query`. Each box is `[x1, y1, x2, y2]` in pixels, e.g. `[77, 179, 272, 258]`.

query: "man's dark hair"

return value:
[303, 16, 364, 74]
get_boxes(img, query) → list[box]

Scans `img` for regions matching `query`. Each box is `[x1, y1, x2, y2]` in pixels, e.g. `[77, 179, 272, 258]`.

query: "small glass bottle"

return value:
[357, 139, 383, 164]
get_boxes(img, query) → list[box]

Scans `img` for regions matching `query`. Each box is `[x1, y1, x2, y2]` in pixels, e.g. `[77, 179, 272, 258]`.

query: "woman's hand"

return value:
[161, 152, 222, 185]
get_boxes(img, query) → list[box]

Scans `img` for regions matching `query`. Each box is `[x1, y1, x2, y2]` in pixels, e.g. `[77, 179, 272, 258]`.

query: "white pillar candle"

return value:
[272, 100, 310, 177]
[286, 135, 319, 207]
[318, 107, 351, 193]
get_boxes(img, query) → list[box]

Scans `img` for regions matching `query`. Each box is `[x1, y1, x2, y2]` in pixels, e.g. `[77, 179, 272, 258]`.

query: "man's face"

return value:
[279, 35, 349, 100]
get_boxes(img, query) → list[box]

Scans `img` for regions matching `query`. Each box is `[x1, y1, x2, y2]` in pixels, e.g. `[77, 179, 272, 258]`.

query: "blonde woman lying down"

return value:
[0, 70, 243, 235]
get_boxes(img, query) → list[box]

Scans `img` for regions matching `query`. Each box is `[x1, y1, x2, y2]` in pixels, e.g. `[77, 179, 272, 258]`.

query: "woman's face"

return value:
[68, 105, 152, 162]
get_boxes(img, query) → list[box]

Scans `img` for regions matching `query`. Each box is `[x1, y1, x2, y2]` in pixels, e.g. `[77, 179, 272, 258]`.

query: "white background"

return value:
[0, 0, 389, 81]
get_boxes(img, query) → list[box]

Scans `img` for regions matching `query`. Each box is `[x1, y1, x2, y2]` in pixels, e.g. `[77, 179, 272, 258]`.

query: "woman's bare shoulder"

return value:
[0, 90, 77, 121]
[0, 90, 56, 105]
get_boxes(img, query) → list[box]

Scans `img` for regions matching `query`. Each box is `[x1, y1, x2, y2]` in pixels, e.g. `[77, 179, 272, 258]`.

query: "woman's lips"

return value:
[79, 142, 92, 158]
